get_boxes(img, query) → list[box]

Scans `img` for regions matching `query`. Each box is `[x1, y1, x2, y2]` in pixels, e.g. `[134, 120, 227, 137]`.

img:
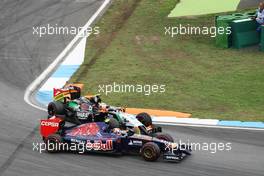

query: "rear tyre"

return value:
[156, 133, 174, 142]
[141, 142, 160, 162]
[45, 134, 63, 153]
[136, 112, 152, 127]
[47, 101, 65, 116]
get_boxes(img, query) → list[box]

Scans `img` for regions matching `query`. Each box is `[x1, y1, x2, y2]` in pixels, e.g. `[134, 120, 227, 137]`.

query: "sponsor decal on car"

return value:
[86, 140, 113, 151]
[128, 140, 143, 146]
[164, 155, 180, 160]
[68, 123, 100, 136]
[40, 121, 59, 127]
[76, 111, 90, 119]
[40, 119, 62, 137]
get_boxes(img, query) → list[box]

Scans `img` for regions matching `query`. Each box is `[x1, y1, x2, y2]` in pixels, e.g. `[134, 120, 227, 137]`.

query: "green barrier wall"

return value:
[231, 19, 259, 49]
[216, 15, 246, 48]
[215, 11, 256, 48]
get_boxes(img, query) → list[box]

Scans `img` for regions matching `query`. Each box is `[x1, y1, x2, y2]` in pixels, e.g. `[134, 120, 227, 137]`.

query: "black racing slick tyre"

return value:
[45, 134, 63, 153]
[156, 133, 174, 142]
[141, 142, 160, 162]
[136, 112, 152, 127]
[47, 101, 65, 116]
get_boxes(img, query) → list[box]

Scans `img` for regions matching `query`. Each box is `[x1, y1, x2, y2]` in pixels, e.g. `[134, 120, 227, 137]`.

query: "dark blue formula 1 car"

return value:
[40, 117, 191, 162]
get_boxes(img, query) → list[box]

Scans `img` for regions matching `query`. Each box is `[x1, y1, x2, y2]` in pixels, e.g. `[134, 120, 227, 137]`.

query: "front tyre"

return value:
[141, 142, 160, 162]
[136, 112, 152, 127]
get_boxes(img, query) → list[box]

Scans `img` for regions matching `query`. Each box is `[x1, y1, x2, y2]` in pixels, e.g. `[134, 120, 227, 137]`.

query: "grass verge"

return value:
[71, 0, 264, 121]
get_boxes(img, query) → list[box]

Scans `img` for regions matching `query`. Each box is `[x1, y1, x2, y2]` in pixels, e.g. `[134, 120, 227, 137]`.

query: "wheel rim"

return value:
[144, 148, 153, 159]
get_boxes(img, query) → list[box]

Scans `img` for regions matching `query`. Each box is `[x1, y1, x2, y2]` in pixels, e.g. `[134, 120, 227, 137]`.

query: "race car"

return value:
[40, 117, 191, 162]
[47, 84, 166, 139]
[47, 84, 121, 124]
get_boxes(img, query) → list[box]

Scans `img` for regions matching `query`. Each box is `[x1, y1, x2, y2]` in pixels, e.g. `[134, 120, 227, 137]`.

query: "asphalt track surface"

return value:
[0, 0, 263, 176]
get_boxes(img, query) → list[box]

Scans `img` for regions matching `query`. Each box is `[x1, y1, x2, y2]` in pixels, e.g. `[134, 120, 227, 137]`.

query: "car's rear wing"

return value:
[53, 83, 83, 101]
[40, 117, 64, 138]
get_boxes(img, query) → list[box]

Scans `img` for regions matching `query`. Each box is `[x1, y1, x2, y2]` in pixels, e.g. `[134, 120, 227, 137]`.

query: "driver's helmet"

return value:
[90, 95, 102, 105]
[99, 103, 108, 112]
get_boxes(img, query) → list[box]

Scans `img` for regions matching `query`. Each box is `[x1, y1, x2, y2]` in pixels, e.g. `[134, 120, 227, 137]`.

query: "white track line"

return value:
[154, 122, 264, 131]
[24, 0, 111, 111]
